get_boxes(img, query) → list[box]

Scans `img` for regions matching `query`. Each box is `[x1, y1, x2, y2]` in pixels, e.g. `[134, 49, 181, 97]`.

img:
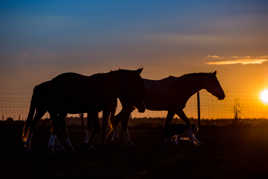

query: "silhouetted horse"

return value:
[111, 71, 225, 144]
[22, 68, 145, 151]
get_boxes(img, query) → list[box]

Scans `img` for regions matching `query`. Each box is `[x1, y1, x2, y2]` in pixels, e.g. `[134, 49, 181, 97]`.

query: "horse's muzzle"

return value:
[218, 95, 225, 100]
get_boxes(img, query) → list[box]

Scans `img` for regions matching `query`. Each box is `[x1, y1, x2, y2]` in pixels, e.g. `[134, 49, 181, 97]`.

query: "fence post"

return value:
[197, 91, 201, 128]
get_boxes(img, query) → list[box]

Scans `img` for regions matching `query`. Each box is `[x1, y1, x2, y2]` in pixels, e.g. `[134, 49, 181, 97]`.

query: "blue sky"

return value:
[1, 0, 267, 67]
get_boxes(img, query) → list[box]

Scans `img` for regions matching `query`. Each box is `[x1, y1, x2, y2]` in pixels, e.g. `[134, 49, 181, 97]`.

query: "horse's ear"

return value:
[136, 68, 143, 75]
[212, 71, 217, 76]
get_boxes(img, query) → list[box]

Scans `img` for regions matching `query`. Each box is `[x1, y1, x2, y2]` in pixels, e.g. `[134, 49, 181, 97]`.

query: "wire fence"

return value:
[1, 88, 268, 121]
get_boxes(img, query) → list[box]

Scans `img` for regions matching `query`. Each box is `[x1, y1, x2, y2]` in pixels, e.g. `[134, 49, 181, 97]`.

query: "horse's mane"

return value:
[88, 69, 139, 81]
[179, 72, 212, 79]
[165, 72, 212, 81]
[109, 69, 138, 74]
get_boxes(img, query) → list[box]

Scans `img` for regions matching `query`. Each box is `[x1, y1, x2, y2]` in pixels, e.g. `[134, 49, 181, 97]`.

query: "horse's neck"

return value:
[107, 75, 125, 97]
[90, 73, 120, 96]
[181, 78, 204, 99]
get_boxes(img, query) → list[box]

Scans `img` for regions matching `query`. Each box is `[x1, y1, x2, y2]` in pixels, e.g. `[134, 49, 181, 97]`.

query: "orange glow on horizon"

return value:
[260, 89, 268, 104]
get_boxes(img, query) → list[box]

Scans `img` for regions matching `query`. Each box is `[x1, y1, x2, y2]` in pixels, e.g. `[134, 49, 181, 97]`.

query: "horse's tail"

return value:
[22, 86, 38, 142]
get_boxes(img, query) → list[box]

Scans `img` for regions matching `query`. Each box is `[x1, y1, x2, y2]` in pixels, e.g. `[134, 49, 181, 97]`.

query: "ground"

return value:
[1, 119, 268, 178]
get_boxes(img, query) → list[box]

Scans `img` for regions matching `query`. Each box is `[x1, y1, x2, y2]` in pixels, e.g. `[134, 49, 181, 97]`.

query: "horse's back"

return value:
[144, 78, 183, 110]
[52, 72, 109, 98]
[52, 72, 91, 83]
[55, 73, 116, 110]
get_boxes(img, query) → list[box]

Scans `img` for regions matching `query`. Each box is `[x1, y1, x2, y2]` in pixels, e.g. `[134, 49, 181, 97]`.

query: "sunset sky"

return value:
[1, 0, 268, 120]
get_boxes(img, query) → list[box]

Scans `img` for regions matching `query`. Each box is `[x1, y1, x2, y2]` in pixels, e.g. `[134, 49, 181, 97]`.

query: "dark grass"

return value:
[1, 119, 268, 178]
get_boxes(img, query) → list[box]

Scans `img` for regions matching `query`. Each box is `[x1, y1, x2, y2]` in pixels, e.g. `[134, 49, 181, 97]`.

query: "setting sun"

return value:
[260, 89, 268, 104]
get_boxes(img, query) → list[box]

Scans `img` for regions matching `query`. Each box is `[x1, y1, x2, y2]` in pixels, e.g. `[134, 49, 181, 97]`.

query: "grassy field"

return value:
[1, 118, 268, 178]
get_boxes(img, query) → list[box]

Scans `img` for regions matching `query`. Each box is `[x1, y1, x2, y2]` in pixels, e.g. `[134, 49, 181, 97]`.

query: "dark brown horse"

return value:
[22, 68, 145, 150]
[110, 71, 225, 144]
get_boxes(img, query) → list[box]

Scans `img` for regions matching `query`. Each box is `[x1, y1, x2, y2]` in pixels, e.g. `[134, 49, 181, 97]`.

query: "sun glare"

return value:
[260, 89, 268, 104]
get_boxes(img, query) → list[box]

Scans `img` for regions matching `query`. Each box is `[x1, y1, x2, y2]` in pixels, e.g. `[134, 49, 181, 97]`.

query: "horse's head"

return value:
[112, 68, 146, 112]
[204, 71, 225, 100]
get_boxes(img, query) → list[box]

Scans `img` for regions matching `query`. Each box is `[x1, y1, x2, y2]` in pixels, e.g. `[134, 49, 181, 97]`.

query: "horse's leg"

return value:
[80, 113, 90, 146]
[48, 114, 57, 152]
[24, 108, 46, 151]
[82, 113, 89, 144]
[116, 106, 134, 144]
[102, 110, 110, 144]
[120, 112, 129, 144]
[80, 113, 85, 138]
[87, 111, 100, 147]
[176, 110, 190, 127]
[49, 112, 73, 152]
[176, 110, 200, 145]
[163, 111, 175, 143]
[47, 124, 57, 152]
[109, 99, 118, 141]
[48, 113, 64, 152]
[83, 112, 91, 144]
[58, 113, 74, 151]
[106, 107, 118, 142]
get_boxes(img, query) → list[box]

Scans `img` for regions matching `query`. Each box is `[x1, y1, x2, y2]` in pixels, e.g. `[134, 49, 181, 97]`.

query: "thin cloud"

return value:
[207, 55, 221, 59]
[206, 55, 268, 65]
